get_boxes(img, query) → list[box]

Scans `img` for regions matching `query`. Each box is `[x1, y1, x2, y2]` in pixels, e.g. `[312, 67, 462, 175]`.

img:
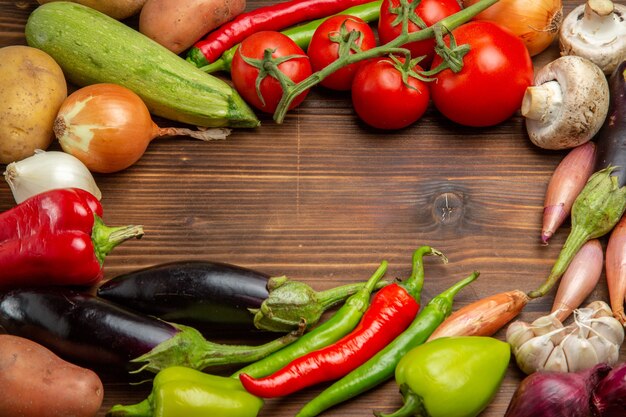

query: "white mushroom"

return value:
[559, 0, 626, 75]
[522, 55, 609, 150]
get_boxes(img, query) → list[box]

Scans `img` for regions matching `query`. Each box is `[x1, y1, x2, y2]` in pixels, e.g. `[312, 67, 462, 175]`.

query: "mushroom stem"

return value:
[521, 81, 563, 123]
[580, 0, 619, 44]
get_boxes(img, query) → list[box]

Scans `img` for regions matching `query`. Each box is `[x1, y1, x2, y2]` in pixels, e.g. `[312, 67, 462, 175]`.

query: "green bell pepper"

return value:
[106, 366, 263, 417]
[377, 336, 510, 417]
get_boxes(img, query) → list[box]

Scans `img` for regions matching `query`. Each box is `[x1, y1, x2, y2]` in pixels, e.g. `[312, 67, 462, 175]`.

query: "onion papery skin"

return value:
[54, 83, 158, 174]
[462, 0, 563, 56]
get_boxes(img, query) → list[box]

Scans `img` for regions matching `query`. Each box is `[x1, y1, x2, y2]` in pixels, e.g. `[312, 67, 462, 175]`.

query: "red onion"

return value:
[592, 362, 626, 417]
[504, 363, 611, 417]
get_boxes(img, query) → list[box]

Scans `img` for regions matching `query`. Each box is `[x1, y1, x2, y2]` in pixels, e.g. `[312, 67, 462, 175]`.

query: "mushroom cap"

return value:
[525, 56, 610, 150]
[559, 1, 626, 75]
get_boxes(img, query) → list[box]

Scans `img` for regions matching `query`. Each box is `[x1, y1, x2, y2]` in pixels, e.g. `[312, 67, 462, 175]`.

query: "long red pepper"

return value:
[0, 188, 143, 288]
[187, 0, 374, 67]
[239, 246, 446, 398]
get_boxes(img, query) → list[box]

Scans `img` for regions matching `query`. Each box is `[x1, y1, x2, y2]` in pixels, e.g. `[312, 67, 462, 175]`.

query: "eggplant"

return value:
[0, 287, 301, 374]
[97, 260, 386, 332]
[595, 60, 626, 186]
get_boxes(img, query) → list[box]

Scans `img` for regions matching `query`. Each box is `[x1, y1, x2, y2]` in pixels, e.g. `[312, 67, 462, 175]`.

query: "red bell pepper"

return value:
[0, 188, 143, 288]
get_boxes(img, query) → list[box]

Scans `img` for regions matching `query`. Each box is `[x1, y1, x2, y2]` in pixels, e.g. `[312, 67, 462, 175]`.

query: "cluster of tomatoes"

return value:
[230, 0, 534, 130]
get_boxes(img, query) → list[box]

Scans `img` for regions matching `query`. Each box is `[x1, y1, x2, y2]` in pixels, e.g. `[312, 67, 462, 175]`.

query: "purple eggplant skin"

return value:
[592, 362, 626, 417]
[0, 287, 178, 366]
[595, 60, 626, 187]
[97, 261, 269, 327]
[504, 364, 611, 417]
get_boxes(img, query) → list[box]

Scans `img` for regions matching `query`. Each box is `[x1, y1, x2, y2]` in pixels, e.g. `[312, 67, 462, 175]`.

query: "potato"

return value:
[0, 46, 67, 164]
[0, 335, 103, 417]
[139, 0, 246, 54]
[36, 0, 147, 20]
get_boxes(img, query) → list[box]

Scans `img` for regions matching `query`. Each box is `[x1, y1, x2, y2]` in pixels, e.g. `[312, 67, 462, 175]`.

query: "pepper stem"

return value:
[403, 246, 448, 297]
[91, 215, 144, 265]
[374, 384, 427, 417]
[106, 398, 152, 417]
[317, 280, 388, 311]
[528, 226, 589, 298]
[130, 323, 304, 374]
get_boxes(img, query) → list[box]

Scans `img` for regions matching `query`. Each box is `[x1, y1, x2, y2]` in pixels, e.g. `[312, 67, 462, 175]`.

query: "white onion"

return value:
[3, 149, 102, 203]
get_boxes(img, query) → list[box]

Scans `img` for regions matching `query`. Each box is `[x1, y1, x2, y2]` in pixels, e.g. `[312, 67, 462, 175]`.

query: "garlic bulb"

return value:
[3, 150, 102, 203]
[506, 301, 624, 374]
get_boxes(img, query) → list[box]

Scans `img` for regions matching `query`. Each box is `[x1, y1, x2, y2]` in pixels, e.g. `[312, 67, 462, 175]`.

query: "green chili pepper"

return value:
[294, 271, 480, 417]
[198, 0, 382, 73]
[233, 247, 446, 379]
[376, 336, 510, 417]
[106, 366, 263, 417]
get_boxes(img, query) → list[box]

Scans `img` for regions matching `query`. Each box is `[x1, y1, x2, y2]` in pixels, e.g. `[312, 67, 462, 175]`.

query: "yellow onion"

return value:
[462, 0, 563, 56]
[53, 83, 231, 173]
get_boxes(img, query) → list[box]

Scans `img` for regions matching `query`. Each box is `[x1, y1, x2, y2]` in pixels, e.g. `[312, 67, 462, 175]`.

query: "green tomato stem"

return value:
[272, 0, 501, 123]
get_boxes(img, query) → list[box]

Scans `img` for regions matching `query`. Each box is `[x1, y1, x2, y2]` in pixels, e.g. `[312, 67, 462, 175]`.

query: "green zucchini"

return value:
[25, 2, 259, 128]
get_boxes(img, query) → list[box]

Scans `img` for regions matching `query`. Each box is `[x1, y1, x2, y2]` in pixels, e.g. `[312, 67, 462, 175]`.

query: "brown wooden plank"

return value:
[0, 1, 621, 416]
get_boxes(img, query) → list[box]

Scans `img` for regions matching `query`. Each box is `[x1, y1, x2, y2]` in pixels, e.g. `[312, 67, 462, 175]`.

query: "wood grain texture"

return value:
[0, 1, 622, 416]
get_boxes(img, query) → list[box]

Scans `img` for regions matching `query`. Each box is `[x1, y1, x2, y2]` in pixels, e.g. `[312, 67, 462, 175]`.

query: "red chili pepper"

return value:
[0, 188, 143, 288]
[186, 0, 374, 67]
[239, 282, 419, 397]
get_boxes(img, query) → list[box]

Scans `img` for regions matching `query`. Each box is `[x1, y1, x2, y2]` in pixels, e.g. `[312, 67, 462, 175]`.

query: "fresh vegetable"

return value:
[375, 337, 510, 417]
[0, 334, 103, 417]
[294, 271, 479, 417]
[378, 0, 461, 66]
[559, 0, 626, 75]
[239, 246, 444, 397]
[528, 167, 626, 298]
[462, 0, 563, 56]
[427, 290, 529, 341]
[307, 15, 376, 91]
[231, 31, 313, 113]
[0, 45, 67, 164]
[522, 56, 609, 150]
[36, 0, 147, 20]
[605, 213, 626, 324]
[3, 150, 101, 204]
[541, 142, 597, 244]
[551, 239, 603, 321]
[351, 56, 430, 130]
[504, 363, 611, 417]
[187, 0, 375, 67]
[199, 1, 382, 74]
[506, 301, 624, 374]
[139, 0, 247, 54]
[0, 188, 142, 288]
[429, 20, 533, 127]
[272, 0, 501, 123]
[232, 261, 389, 378]
[0, 287, 303, 374]
[25, 2, 259, 128]
[594, 60, 626, 187]
[107, 366, 263, 417]
[54, 83, 230, 174]
[592, 362, 626, 417]
[97, 260, 388, 333]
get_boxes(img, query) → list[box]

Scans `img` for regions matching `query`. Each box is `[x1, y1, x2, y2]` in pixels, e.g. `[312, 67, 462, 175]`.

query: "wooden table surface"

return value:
[1, 0, 623, 416]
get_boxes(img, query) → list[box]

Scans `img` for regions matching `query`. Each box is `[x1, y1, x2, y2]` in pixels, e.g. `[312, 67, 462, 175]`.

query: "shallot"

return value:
[606, 214, 626, 324]
[541, 141, 597, 244]
[53, 83, 231, 174]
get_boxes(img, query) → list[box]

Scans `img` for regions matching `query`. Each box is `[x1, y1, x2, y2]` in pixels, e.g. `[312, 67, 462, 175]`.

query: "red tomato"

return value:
[378, 0, 461, 67]
[231, 31, 313, 113]
[351, 57, 430, 129]
[307, 15, 377, 91]
[429, 21, 533, 127]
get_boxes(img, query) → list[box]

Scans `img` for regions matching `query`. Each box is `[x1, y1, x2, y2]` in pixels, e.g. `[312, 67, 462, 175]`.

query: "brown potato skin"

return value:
[0, 45, 67, 164]
[139, 0, 246, 54]
[36, 0, 147, 20]
[0, 335, 104, 417]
